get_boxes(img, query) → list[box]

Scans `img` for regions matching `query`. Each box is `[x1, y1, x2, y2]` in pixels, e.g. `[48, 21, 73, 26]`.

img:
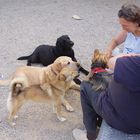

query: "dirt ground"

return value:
[0, 0, 140, 140]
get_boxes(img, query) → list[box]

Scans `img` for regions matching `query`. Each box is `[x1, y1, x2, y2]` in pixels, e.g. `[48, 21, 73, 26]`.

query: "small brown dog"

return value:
[86, 49, 113, 91]
[7, 67, 80, 126]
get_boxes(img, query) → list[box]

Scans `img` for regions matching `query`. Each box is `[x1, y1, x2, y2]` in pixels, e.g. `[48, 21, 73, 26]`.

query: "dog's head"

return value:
[58, 67, 79, 82]
[54, 56, 80, 71]
[91, 49, 108, 69]
[56, 35, 74, 50]
[86, 49, 111, 91]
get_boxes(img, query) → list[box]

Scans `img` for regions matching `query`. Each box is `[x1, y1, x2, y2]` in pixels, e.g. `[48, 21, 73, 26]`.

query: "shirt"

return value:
[123, 33, 140, 54]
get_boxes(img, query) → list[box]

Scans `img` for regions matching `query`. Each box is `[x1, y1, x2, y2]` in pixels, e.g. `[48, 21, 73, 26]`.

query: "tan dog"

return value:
[7, 67, 80, 126]
[0, 56, 79, 89]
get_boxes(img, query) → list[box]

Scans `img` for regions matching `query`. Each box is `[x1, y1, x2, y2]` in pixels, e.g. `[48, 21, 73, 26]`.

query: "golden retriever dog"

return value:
[0, 56, 79, 88]
[7, 67, 80, 126]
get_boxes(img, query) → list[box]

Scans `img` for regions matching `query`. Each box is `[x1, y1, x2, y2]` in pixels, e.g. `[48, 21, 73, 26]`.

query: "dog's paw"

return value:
[9, 122, 16, 126]
[66, 105, 74, 112]
[14, 115, 18, 120]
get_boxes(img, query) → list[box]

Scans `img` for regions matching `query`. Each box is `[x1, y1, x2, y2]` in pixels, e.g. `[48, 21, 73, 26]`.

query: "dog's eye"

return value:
[67, 62, 70, 65]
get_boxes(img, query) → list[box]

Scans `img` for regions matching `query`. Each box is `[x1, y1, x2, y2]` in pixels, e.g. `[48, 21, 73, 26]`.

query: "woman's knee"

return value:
[80, 81, 93, 100]
[97, 120, 140, 140]
[80, 81, 91, 94]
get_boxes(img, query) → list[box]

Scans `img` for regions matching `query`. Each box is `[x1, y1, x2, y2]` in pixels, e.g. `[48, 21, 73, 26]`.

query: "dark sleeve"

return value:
[114, 56, 140, 91]
[113, 57, 127, 82]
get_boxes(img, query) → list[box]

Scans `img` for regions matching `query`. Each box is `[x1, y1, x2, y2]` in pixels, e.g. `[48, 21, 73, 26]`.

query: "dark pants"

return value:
[80, 81, 102, 139]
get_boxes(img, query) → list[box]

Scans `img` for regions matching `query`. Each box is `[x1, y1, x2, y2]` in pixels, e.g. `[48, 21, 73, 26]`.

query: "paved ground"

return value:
[0, 0, 140, 140]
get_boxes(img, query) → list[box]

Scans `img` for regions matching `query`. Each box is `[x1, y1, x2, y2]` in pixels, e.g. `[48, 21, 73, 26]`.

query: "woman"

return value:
[73, 55, 140, 140]
[73, 4, 140, 140]
[106, 4, 140, 60]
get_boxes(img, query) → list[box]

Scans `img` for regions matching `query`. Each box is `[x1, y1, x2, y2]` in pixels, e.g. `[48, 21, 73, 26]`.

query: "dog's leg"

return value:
[52, 102, 57, 114]
[40, 83, 52, 96]
[7, 101, 22, 126]
[7, 99, 16, 126]
[61, 96, 74, 112]
[14, 115, 19, 120]
[54, 98, 66, 122]
[69, 81, 80, 91]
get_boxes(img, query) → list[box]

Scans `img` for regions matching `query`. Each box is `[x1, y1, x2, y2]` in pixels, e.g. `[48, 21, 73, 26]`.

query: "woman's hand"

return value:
[108, 53, 140, 70]
[105, 50, 112, 59]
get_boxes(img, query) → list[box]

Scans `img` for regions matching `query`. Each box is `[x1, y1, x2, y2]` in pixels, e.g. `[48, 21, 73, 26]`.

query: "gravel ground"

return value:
[0, 0, 140, 140]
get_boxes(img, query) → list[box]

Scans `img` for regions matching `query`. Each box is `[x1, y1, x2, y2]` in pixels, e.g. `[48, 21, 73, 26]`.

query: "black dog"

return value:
[17, 35, 76, 66]
[17, 35, 89, 84]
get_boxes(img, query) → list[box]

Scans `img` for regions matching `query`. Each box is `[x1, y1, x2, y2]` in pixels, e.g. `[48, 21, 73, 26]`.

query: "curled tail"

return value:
[11, 83, 23, 97]
[10, 77, 28, 97]
[17, 55, 31, 60]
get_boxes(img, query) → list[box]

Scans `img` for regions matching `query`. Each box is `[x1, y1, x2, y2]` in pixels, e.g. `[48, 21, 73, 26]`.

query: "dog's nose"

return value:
[70, 41, 74, 46]
[76, 62, 81, 68]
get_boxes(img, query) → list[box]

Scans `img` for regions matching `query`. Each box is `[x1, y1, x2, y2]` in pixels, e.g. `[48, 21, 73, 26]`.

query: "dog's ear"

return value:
[94, 49, 100, 58]
[56, 35, 65, 48]
[92, 49, 100, 62]
[53, 62, 62, 73]
[59, 74, 66, 81]
[61, 61, 70, 67]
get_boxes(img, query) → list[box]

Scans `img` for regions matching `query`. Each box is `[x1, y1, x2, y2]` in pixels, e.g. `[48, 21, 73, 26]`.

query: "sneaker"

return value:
[72, 128, 88, 140]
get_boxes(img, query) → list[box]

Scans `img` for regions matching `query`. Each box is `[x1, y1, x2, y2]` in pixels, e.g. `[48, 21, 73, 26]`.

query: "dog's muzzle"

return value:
[75, 73, 80, 78]
[70, 41, 74, 46]
[76, 62, 81, 71]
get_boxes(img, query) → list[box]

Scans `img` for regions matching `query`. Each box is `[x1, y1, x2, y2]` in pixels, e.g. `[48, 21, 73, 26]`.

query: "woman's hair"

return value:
[118, 4, 140, 26]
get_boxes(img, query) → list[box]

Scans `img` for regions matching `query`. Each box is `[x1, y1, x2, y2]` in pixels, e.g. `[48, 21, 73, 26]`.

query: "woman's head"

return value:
[118, 4, 140, 32]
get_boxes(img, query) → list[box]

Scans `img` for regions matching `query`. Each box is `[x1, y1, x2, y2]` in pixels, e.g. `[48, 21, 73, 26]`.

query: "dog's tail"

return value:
[17, 55, 31, 60]
[10, 78, 28, 97]
[11, 83, 23, 97]
[0, 79, 11, 86]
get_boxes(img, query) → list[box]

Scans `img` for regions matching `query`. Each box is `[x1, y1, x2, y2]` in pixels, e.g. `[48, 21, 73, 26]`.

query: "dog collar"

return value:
[91, 67, 106, 74]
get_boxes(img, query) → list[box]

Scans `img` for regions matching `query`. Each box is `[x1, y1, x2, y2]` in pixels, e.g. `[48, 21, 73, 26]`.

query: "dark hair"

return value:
[118, 4, 140, 26]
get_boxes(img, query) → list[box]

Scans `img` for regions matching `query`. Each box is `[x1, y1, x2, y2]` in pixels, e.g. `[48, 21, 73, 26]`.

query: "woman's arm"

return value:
[106, 30, 127, 58]
[108, 53, 140, 70]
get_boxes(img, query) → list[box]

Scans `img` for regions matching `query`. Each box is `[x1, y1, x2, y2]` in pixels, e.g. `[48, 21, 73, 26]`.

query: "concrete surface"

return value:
[0, 0, 140, 140]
